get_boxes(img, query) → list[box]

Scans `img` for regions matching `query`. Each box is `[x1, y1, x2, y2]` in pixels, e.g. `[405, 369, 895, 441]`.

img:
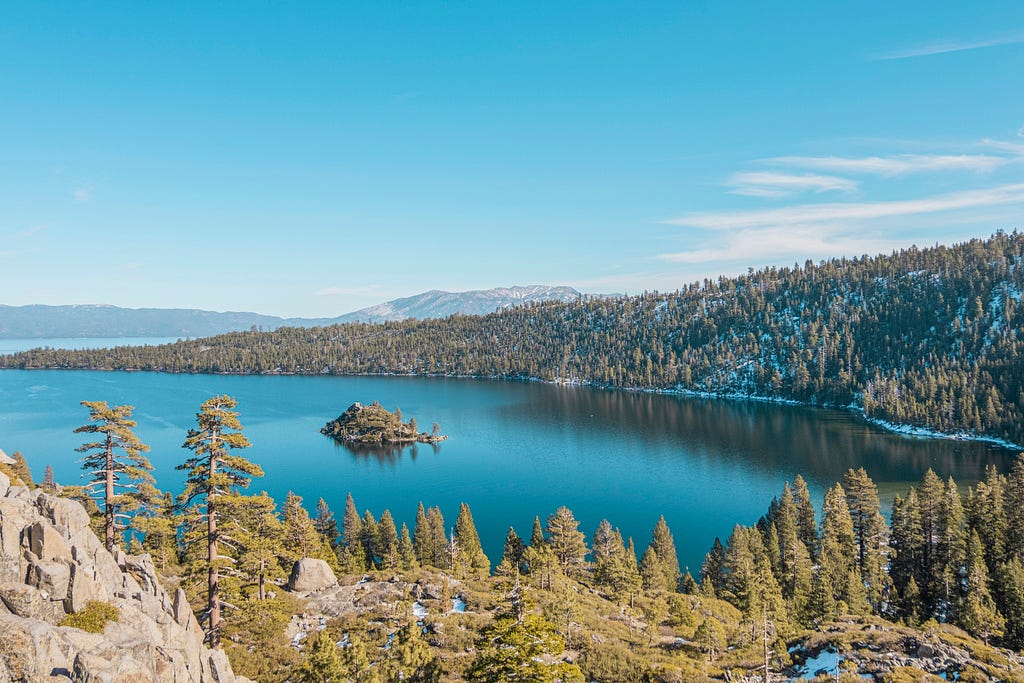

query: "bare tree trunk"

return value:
[104, 433, 115, 553]
[762, 603, 770, 683]
[208, 433, 220, 649]
[259, 558, 266, 601]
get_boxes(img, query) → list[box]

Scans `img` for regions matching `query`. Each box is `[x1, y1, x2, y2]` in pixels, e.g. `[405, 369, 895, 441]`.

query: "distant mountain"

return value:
[14, 232, 1024, 445]
[329, 285, 582, 324]
[0, 286, 582, 339]
[0, 304, 286, 340]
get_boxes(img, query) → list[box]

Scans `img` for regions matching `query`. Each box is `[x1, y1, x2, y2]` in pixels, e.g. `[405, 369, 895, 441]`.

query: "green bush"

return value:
[60, 601, 120, 633]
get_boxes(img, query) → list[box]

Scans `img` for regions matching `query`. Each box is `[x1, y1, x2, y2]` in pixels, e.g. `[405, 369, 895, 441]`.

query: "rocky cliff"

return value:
[0, 469, 247, 682]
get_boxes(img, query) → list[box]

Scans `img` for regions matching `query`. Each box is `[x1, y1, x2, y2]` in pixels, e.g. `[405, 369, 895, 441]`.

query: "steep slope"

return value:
[329, 285, 582, 323]
[0, 469, 246, 682]
[0, 286, 581, 338]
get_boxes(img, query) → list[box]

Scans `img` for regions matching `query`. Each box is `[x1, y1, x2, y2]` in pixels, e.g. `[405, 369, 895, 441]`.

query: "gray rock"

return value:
[0, 484, 240, 682]
[172, 588, 191, 627]
[36, 494, 91, 534]
[287, 558, 338, 592]
[0, 471, 9, 499]
[0, 583, 49, 620]
[25, 521, 71, 562]
[64, 562, 104, 614]
[29, 560, 71, 601]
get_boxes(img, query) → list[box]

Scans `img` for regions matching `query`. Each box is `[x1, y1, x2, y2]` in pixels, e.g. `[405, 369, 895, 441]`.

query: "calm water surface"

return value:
[0, 369, 1016, 573]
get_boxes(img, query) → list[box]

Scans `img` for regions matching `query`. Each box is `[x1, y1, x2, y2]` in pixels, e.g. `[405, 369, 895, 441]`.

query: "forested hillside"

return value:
[5, 232, 1023, 444]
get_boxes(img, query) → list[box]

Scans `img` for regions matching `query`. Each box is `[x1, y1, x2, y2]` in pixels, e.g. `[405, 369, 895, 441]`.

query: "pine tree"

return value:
[967, 465, 1008, 569]
[998, 556, 1024, 649]
[399, 523, 419, 571]
[380, 623, 441, 682]
[313, 497, 340, 549]
[137, 490, 180, 571]
[819, 483, 857, 611]
[524, 516, 556, 589]
[282, 492, 324, 564]
[749, 555, 788, 679]
[1006, 455, 1024, 563]
[701, 537, 727, 596]
[694, 616, 727, 661]
[890, 488, 924, 620]
[360, 510, 380, 569]
[413, 502, 431, 566]
[901, 575, 921, 626]
[843, 467, 890, 611]
[10, 451, 34, 488]
[775, 483, 813, 619]
[530, 515, 545, 548]
[341, 493, 366, 572]
[378, 509, 401, 570]
[591, 519, 618, 566]
[178, 394, 262, 649]
[649, 515, 682, 591]
[296, 631, 346, 682]
[42, 464, 55, 492]
[958, 531, 1004, 644]
[918, 469, 945, 614]
[496, 527, 525, 577]
[220, 491, 286, 601]
[427, 506, 448, 569]
[545, 506, 588, 578]
[792, 474, 818, 558]
[455, 502, 490, 577]
[639, 546, 663, 592]
[722, 525, 760, 612]
[938, 476, 966, 621]
[74, 401, 154, 552]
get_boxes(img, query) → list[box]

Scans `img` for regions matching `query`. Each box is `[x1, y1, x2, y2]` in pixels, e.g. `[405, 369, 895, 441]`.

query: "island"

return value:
[320, 401, 447, 445]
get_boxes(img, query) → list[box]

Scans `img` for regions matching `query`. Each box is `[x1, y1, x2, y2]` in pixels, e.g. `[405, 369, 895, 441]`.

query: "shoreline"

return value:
[3, 364, 1022, 452]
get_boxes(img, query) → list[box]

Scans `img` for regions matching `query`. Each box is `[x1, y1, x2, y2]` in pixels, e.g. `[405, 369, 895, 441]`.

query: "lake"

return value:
[0, 368, 1016, 574]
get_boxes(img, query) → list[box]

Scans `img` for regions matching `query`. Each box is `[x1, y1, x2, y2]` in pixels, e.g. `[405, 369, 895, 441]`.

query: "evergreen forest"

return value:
[6, 232, 1024, 445]
[7, 395, 1024, 681]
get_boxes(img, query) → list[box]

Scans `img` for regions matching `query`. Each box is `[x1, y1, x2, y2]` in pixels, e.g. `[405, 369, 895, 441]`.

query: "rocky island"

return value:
[320, 401, 447, 446]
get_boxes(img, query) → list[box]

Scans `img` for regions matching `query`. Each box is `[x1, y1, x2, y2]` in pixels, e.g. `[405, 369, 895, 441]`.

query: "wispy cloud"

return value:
[72, 185, 94, 202]
[874, 34, 1024, 60]
[767, 153, 1007, 176]
[17, 224, 49, 238]
[727, 171, 858, 198]
[658, 226, 909, 264]
[314, 285, 385, 297]
[667, 183, 1024, 231]
[981, 139, 1024, 156]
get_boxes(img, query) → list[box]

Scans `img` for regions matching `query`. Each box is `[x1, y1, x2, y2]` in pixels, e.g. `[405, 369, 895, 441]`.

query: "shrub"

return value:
[59, 601, 120, 633]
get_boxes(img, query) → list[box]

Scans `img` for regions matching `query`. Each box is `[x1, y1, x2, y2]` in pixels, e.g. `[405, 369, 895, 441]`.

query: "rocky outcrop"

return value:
[0, 470, 245, 682]
[286, 558, 337, 593]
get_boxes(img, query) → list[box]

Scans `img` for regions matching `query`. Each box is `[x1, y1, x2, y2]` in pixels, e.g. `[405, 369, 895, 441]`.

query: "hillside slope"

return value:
[331, 285, 582, 323]
[0, 286, 581, 338]
[5, 232, 1023, 444]
[0, 469, 245, 681]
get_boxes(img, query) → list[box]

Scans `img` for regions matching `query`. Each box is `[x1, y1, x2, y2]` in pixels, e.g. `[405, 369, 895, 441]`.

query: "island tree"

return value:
[74, 401, 154, 552]
[178, 394, 262, 648]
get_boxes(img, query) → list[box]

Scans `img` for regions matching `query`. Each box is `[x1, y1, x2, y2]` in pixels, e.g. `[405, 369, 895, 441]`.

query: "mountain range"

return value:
[0, 285, 581, 339]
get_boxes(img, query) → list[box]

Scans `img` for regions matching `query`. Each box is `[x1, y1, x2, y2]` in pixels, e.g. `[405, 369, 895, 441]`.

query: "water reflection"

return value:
[497, 383, 1016, 489]
[332, 438, 442, 465]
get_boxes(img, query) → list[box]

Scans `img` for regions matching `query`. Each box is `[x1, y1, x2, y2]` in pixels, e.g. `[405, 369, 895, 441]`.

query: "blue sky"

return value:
[2, 2, 1024, 317]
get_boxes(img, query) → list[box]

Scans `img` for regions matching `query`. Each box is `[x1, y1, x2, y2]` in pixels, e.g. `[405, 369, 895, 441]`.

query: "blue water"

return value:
[0, 369, 1014, 573]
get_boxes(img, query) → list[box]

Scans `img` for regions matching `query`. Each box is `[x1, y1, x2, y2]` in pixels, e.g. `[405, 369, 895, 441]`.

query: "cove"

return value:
[0, 369, 1016, 574]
